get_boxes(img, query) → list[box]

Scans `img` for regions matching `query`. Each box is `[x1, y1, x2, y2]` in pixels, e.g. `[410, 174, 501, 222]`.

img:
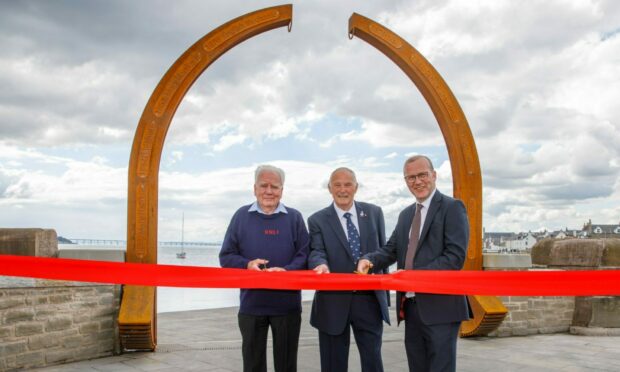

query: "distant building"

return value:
[581, 219, 620, 238]
[484, 232, 515, 245]
[504, 232, 537, 251]
[551, 228, 585, 239]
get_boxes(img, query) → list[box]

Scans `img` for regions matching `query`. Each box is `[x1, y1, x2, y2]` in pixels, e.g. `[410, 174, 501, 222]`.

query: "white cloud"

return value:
[1, 0, 619, 239]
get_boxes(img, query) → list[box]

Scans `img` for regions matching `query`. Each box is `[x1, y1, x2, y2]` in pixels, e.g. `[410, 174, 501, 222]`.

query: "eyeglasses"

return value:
[404, 171, 430, 184]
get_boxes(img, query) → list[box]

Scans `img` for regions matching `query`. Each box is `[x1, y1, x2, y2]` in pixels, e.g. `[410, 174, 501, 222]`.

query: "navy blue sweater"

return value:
[219, 204, 309, 316]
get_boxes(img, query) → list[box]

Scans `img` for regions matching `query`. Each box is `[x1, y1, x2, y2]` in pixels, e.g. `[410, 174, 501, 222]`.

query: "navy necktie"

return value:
[344, 212, 361, 262]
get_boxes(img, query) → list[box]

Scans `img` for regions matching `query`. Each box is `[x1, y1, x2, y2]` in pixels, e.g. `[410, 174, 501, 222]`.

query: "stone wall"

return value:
[491, 295, 575, 337]
[483, 253, 577, 337]
[0, 281, 121, 371]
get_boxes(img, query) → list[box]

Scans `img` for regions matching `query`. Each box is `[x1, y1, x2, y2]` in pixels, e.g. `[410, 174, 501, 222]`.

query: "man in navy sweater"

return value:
[219, 164, 309, 372]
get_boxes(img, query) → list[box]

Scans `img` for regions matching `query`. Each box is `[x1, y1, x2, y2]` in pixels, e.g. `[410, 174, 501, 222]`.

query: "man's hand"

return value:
[356, 259, 373, 274]
[313, 264, 330, 274]
[247, 258, 269, 271]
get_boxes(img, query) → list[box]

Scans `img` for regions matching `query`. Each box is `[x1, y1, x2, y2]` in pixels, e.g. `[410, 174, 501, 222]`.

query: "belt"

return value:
[352, 290, 375, 296]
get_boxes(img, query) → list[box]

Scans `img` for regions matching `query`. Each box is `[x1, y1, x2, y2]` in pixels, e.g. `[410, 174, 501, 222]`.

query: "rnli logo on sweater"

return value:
[264, 229, 279, 236]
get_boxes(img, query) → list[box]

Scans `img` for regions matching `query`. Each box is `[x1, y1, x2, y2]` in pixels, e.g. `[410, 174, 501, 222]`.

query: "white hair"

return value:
[254, 165, 285, 184]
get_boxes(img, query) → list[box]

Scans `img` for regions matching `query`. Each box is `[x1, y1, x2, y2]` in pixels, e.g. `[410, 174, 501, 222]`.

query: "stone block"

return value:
[58, 248, 125, 262]
[45, 316, 72, 331]
[49, 294, 73, 304]
[28, 333, 60, 350]
[99, 318, 114, 330]
[573, 296, 620, 328]
[15, 322, 43, 336]
[511, 327, 531, 336]
[602, 239, 620, 266]
[45, 350, 74, 364]
[0, 326, 12, 338]
[590, 296, 620, 327]
[532, 239, 606, 267]
[15, 351, 44, 368]
[79, 322, 99, 334]
[97, 329, 115, 341]
[73, 313, 91, 324]
[530, 239, 554, 265]
[483, 253, 532, 269]
[98, 294, 115, 306]
[0, 297, 24, 310]
[4, 309, 35, 324]
[62, 334, 85, 348]
[0, 228, 58, 257]
[91, 307, 115, 317]
[0, 341, 27, 355]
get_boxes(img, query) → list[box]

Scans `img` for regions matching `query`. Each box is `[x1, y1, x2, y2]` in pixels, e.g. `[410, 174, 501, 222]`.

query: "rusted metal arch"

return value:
[348, 13, 506, 336]
[119, 4, 293, 351]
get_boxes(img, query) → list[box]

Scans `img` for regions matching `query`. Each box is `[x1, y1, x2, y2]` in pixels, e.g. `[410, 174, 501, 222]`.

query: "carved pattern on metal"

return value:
[153, 52, 203, 118]
[137, 120, 157, 177]
[135, 184, 148, 259]
[203, 10, 281, 51]
[368, 23, 403, 49]
[408, 53, 460, 122]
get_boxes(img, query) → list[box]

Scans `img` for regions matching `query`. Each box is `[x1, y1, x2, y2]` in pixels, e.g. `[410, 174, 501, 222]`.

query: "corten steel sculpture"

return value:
[348, 13, 507, 337]
[119, 4, 293, 351]
[121, 4, 506, 350]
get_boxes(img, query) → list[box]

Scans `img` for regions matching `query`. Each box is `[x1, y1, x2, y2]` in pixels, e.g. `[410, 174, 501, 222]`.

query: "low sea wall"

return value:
[0, 279, 121, 371]
[484, 239, 620, 337]
[0, 228, 124, 371]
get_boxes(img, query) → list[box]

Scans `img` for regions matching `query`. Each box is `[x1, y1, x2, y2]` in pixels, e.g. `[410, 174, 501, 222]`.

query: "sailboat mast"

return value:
[181, 212, 185, 252]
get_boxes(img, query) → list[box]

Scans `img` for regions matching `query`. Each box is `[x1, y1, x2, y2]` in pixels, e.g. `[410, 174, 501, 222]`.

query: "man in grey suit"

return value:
[308, 167, 390, 372]
[357, 155, 471, 372]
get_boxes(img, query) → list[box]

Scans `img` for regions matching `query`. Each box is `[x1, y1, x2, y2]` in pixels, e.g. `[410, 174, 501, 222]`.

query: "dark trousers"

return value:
[238, 312, 301, 372]
[318, 293, 384, 372]
[404, 298, 460, 372]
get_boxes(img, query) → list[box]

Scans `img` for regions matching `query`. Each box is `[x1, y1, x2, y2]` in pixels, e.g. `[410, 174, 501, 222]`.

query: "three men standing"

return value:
[358, 155, 471, 372]
[308, 167, 390, 372]
[219, 156, 470, 372]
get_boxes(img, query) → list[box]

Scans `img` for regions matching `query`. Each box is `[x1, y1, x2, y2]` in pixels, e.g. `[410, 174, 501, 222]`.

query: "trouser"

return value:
[403, 297, 461, 372]
[318, 293, 384, 372]
[238, 312, 301, 372]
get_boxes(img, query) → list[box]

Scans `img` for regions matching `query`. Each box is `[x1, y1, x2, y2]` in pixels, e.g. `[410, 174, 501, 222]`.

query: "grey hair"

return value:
[255, 164, 285, 184]
[328, 167, 358, 186]
[403, 155, 434, 172]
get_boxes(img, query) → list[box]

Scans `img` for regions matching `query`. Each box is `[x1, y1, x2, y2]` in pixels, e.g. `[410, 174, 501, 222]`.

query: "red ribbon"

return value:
[1, 255, 619, 295]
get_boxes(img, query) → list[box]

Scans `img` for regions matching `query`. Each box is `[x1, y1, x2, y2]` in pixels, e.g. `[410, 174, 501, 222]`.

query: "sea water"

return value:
[59, 243, 314, 313]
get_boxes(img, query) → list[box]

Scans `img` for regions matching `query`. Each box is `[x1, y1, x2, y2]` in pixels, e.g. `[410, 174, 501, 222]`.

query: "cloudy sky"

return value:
[1, 0, 619, 242]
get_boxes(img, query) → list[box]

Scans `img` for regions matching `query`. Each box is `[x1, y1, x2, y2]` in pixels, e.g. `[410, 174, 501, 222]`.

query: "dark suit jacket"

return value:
[308, 201, 390, 335]
[365, 190, 471, 325]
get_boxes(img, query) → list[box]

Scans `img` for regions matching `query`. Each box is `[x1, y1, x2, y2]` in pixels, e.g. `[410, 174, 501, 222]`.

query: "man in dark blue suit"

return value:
[308, 167, 390, 372]
[358, 155, 471, 372]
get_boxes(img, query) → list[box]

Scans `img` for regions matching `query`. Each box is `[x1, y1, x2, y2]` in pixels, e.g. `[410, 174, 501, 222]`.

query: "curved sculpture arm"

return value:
[349, 13, 482, 270]
[127, 4, 292, 264]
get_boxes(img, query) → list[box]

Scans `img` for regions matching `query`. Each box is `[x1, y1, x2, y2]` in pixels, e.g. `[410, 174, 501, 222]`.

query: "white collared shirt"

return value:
[415, 187, 436, 239]
[248, 201, 288, 215]
[333, 203, 359, 240]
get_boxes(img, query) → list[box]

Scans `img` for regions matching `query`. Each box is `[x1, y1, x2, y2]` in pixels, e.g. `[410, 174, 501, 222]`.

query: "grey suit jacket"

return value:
[365, 190, 472, 325]
[308, 201, 390, 335]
